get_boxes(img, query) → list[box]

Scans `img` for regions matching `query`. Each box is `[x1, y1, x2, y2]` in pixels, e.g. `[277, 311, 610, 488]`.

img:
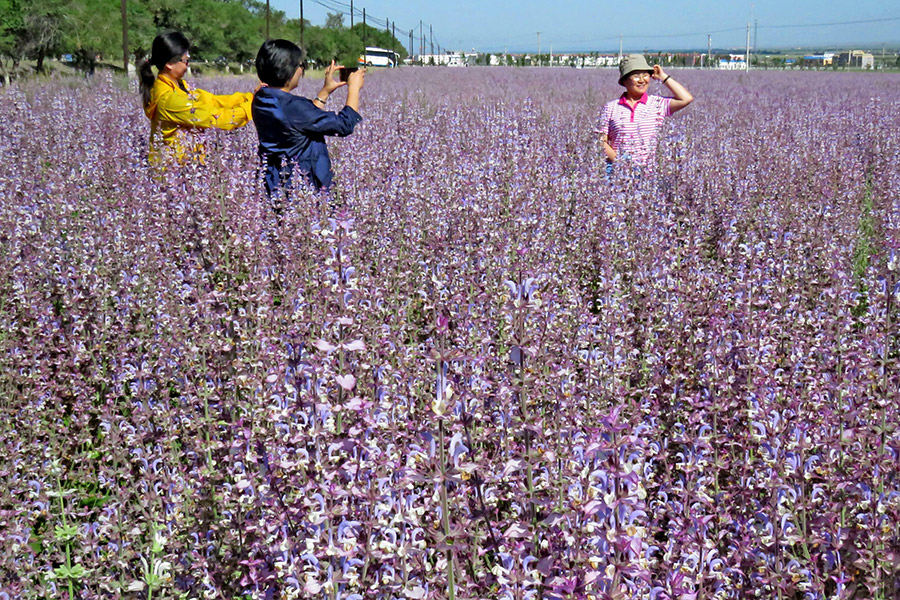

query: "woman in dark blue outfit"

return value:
[252, 39, 365, 199]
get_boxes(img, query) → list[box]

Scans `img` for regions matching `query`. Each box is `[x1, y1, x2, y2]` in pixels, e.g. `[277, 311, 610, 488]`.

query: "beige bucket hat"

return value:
[618, 54, 653, 84]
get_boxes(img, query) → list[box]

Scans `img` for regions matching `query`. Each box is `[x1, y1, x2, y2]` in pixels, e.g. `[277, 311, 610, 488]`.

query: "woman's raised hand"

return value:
[347, 67, 365, 90]
[322, 60, 348, 95]
[652, 64, 667, 81]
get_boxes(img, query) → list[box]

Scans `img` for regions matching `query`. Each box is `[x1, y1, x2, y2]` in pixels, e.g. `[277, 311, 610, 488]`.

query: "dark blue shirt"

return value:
[251, 87, 362, 194]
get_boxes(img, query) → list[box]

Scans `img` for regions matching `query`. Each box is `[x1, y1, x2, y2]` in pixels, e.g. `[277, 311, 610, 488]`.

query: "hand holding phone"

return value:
[338, 67, 358, 82]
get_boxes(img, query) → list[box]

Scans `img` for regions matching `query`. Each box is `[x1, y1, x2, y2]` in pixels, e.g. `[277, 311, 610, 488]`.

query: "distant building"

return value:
[837, 50, 874, 69]
[581, 55, 619, 67]
[485, 53, 620, 68]
[719, 54, 746, 70]
[417, 52, 476, 66]
[802, 53, 835, 67]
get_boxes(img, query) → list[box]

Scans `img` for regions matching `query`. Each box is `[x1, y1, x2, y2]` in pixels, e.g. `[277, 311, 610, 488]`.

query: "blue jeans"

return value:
[605, 154, 635, 181]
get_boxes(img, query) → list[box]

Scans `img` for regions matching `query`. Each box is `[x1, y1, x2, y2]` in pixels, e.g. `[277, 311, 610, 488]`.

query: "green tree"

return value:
[0, 0, 22, 55]
[330, 26, 363, 66]
[124, 0, 156, 62]
[140, 0, 227, 59]
[303, 26, 350, 66]
[219, 2, 264, 64]
[178, 0, 236, 60]
[13, 0, 66, 71]
[349, 22, 405, 59]
[324, 11, 343, 29]
[65, 0, 126, 72]
[303, 22, 404, 68]
[0, 0, 23, 81]
[0, 0, 403, 77]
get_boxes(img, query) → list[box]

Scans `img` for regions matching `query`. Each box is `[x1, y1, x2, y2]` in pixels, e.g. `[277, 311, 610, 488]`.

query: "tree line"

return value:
[0, 0, 407, 76]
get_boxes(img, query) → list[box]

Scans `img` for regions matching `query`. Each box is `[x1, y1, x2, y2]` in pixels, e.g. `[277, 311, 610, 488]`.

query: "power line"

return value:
[588, 16, 900, 47]
[761, 15, 900, 29]
[310, 0, 430, 42]
[625, 26, 746, 40]
[307, 0, 454, 53]
[302, 4, 900, 54]
[455, 14, 900, 51]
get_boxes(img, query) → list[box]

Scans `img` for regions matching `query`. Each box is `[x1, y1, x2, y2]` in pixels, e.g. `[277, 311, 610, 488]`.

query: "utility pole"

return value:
[707, 34, 711, 68]
[745, 21, 750, 70]
[363, 9, 367, 49]
[121, 0, 128, 73]
[618, 34, 622, 61]
[300, 0, 304, 48]
[753, 19, 758, 68]
[409, 30, 413, 60]
[266, 0, 270, 39]
[350, 0, 354, 27]
[536, 31, 540, 67]
[430, 25, 434, 56]
[420, 21, 423, 57]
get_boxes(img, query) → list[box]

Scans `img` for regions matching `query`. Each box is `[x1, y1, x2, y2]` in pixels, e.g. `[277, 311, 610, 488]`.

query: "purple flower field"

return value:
[0, 67, 898, 599]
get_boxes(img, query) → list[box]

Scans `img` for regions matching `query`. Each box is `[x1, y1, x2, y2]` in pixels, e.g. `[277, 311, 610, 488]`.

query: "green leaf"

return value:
[54, 524, 80, 542]
[78, 494, 113, 509]
[52, 563, 89, 580]
[46, 488, 76, 499]
[144, 572, 163, 588]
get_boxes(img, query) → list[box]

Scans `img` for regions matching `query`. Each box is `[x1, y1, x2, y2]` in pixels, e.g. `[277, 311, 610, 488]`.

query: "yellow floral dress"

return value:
[144, 74, 253, 165]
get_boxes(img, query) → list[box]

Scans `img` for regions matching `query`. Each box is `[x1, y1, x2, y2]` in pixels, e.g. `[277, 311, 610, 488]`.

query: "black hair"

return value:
[140, 31, 190, 107]
[256, 39, 307, 88]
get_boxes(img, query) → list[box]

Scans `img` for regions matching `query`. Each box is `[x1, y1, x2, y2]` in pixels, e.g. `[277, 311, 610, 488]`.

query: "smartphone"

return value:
[338, 67, 358, 82]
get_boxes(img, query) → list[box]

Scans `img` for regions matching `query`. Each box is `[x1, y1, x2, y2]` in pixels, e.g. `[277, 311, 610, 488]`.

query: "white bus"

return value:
[360, 47, 401, 67]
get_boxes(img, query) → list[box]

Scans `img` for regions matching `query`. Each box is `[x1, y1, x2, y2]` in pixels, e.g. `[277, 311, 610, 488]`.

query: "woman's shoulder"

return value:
[602, 96, 623, 110]
[151, 76, 189, 102]
[254, 88, 294, 103]
[146, 77, 176, 115]
[153, 75, 183, 92]
[255, 89, 317, 114]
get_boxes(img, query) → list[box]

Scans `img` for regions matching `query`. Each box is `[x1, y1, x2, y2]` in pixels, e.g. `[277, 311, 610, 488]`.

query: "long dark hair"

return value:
[139, 32, 190, 107]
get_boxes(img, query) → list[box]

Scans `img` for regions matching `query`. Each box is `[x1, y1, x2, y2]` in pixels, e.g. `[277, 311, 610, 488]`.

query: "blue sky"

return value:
[272, 0, 900, 53]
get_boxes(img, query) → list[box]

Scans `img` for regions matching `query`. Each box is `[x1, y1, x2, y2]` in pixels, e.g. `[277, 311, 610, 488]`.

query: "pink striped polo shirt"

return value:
[597, 93, 672, 169]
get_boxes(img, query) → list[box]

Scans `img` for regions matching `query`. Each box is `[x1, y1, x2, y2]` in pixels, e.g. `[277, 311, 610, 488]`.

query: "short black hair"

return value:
[256, 39, 306, 87]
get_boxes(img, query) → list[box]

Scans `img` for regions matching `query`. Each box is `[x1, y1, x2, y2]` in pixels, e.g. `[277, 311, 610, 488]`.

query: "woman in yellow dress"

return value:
[139, 32, 255, 165]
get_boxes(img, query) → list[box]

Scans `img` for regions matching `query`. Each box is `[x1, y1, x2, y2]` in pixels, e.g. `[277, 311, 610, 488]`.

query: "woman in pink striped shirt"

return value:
[598, 54, 693, 174]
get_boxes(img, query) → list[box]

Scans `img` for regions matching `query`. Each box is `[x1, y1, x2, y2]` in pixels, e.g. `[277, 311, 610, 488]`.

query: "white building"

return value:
[486, 53, 620, 67]
[417, 52, 477, 66]
[719, 54, 747, 70]
[837, 50, 875, 69]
